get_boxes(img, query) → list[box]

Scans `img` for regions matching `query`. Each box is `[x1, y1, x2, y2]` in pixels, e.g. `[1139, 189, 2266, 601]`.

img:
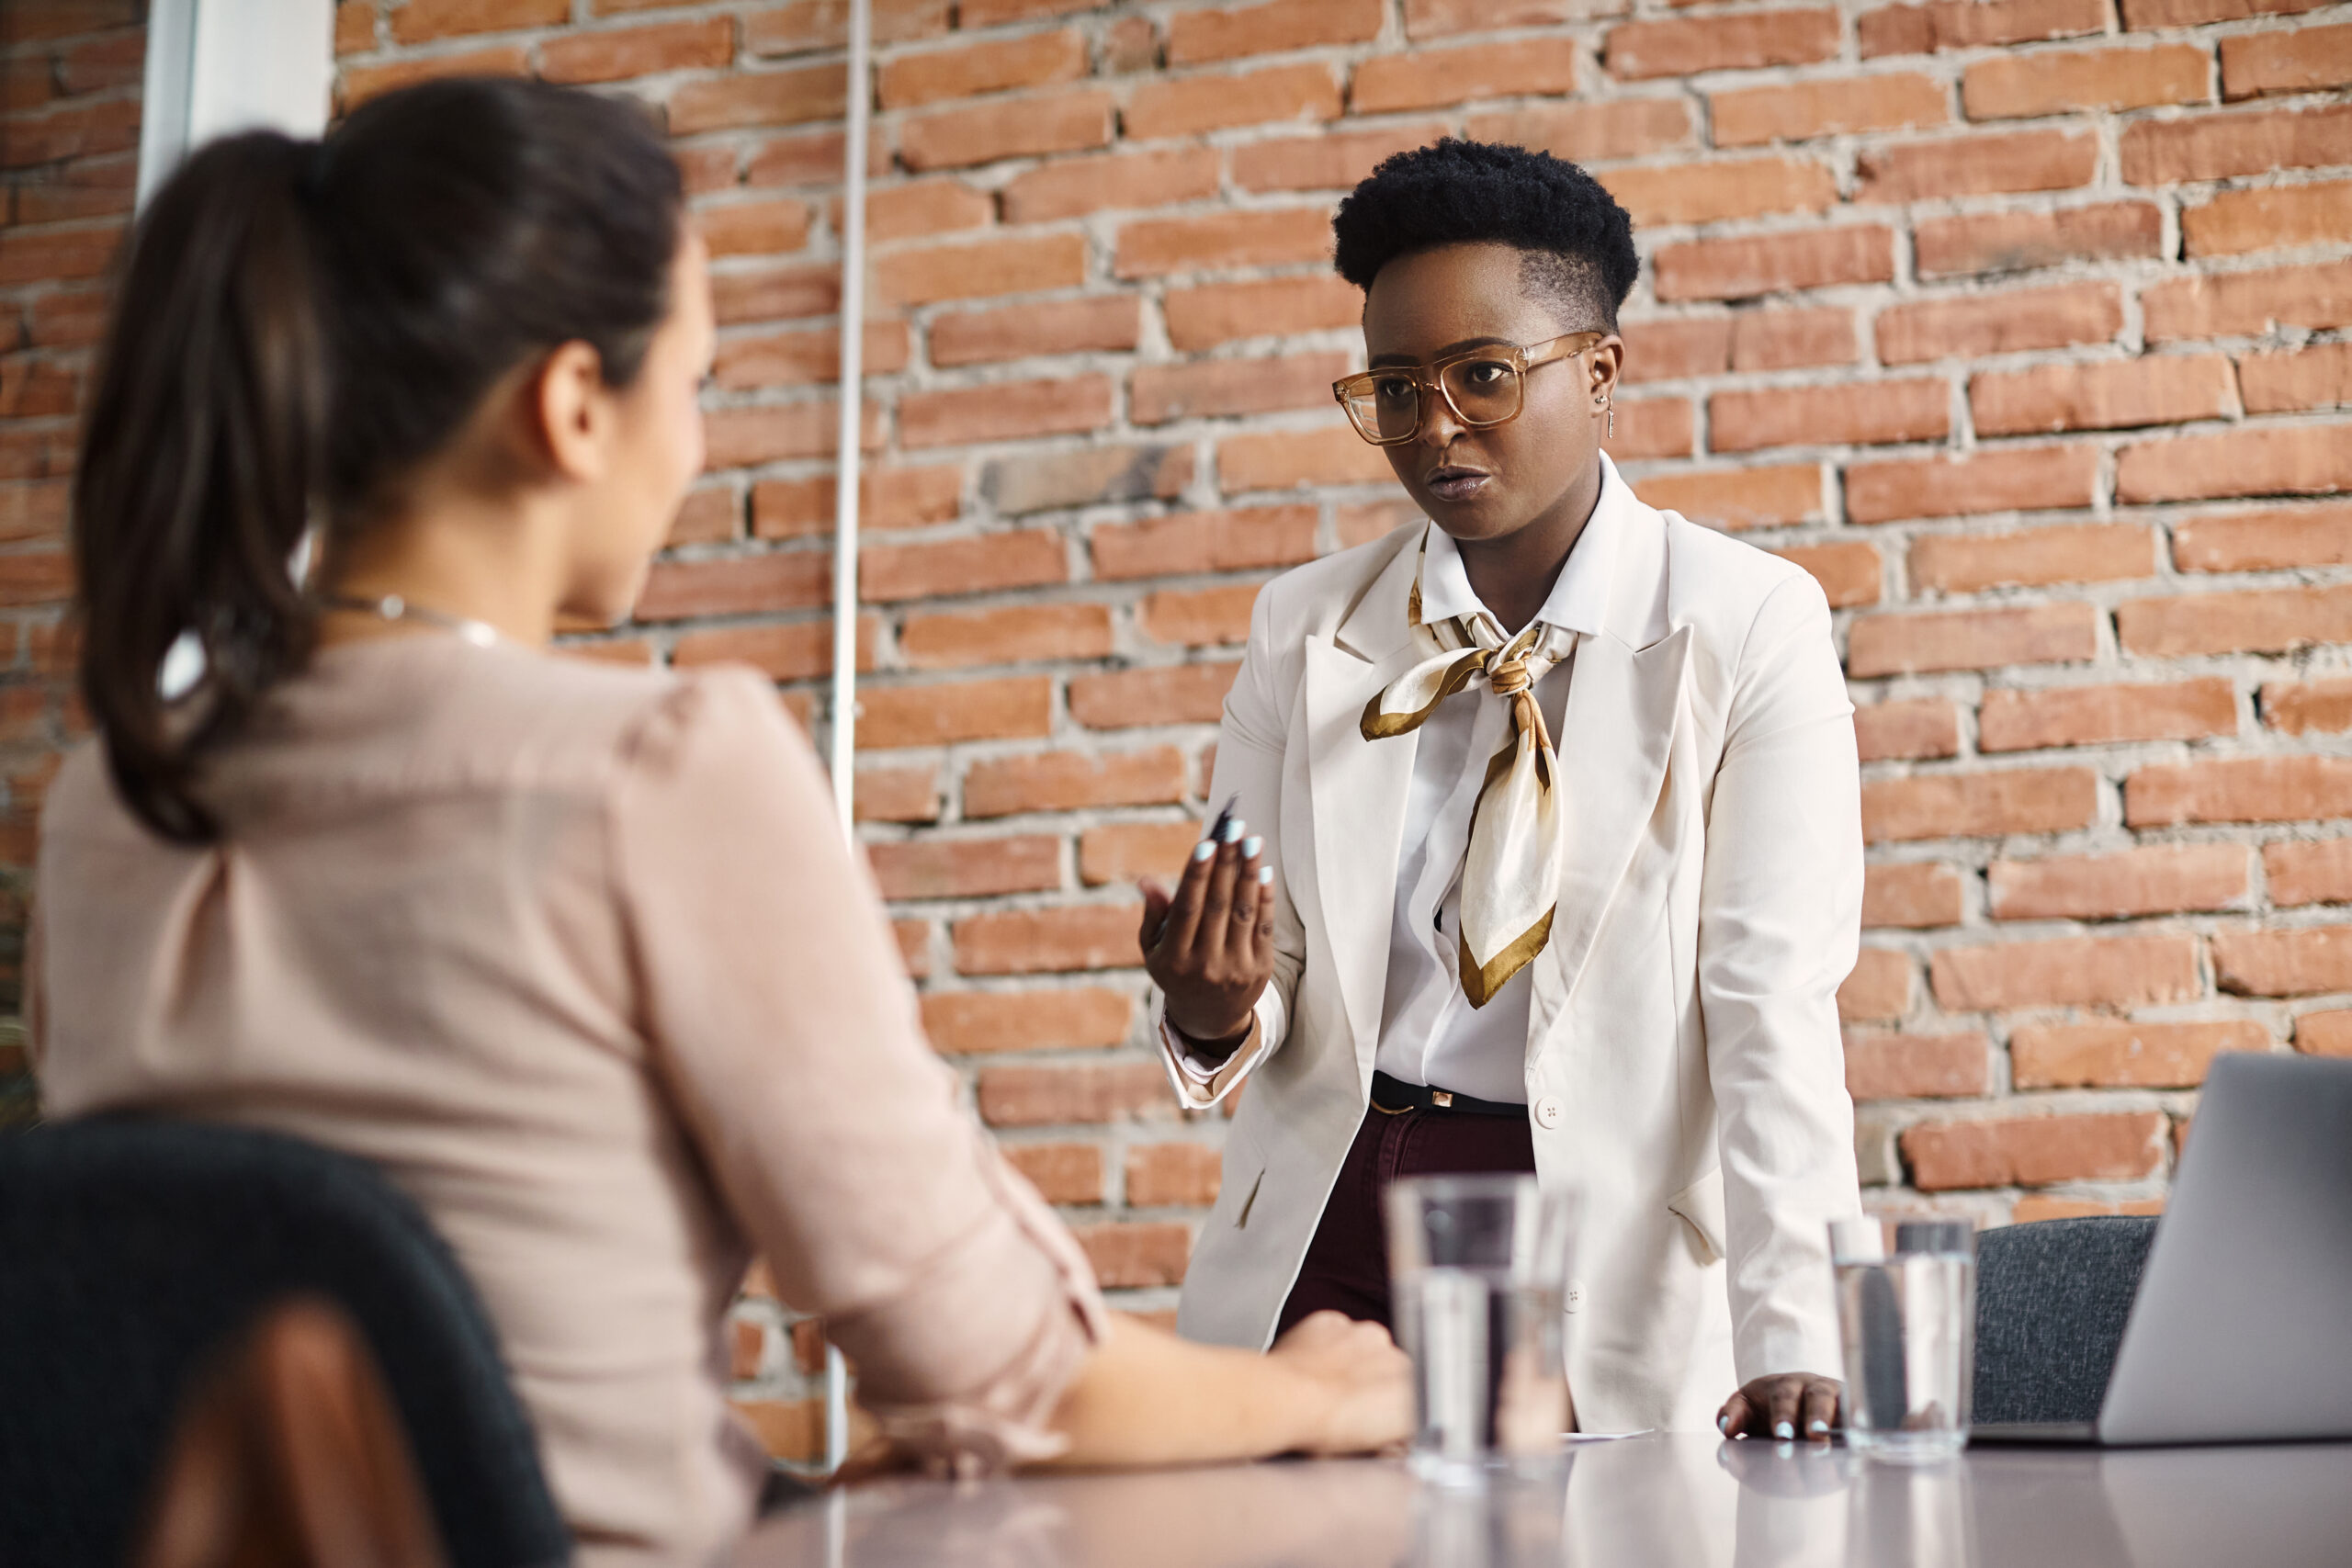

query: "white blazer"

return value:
[1164, 458, 1866, 1434]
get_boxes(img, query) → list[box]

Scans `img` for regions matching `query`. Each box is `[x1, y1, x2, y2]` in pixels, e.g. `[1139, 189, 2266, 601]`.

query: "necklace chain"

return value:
[319, 593, 503, 649]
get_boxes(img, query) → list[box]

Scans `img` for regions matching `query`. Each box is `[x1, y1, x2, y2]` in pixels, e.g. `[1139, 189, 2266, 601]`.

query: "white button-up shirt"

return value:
[1174, 492, 1623, 1106]
[1367, 512, 1614, 1105]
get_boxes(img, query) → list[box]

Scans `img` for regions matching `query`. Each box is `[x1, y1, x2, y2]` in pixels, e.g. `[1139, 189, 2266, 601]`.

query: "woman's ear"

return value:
[1588, 335, 1625, 414]
[528, 340, 614, 484]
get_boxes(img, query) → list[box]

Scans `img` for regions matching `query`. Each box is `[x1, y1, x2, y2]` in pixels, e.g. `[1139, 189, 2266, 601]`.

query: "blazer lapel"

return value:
[1532, 625, 1692, 1021]
[1305, 534, 1425, 1054]
[1529, 460, 1690, 1027]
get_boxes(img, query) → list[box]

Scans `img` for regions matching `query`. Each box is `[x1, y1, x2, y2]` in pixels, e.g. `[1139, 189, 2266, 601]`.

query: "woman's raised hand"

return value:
[1138, 807, 1276, 1049]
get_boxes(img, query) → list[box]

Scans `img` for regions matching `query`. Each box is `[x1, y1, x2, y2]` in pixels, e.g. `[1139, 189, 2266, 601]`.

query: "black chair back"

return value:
[1973, 1213, 2159, 1426]
[0, 1118, 570, 1567]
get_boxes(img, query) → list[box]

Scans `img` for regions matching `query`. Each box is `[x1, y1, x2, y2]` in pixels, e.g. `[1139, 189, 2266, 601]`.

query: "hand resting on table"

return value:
[1720, 1373, 1843, 1443]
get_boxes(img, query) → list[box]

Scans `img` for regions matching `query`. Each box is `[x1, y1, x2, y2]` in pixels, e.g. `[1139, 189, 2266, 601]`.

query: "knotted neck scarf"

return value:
[1360, 540, 1575, 1007]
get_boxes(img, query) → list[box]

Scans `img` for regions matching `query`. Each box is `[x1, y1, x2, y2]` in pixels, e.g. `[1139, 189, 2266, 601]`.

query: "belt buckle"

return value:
[1430, 1089, 1453, 1109]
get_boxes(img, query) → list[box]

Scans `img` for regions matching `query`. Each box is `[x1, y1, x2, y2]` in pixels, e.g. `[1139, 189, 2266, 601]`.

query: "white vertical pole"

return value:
[821, 0, 873, 1478]
[827, 1, 872, 841]
[138, 0, 334, 209]
[137, 0, 198, 209]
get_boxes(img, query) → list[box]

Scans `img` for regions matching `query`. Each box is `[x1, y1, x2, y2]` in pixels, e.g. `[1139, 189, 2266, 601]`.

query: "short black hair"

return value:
[1331, 139, 1639, 331]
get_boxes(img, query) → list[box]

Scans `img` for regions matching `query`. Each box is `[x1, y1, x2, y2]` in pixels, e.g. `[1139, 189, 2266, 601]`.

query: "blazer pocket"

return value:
[1217, 1122, 1268, 1231]
[1666, 1168, 1728, 1266]
[1232, 1165, 1266, 1230]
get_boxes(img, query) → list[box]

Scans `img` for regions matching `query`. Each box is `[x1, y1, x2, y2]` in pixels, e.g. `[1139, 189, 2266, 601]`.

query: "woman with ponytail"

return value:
[30, 78, 1405, 1563]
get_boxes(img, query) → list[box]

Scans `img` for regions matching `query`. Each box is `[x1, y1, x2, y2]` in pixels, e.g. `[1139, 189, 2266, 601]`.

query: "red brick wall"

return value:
[6, 0, 2352, 1452]
[0, 0, 141, 1122]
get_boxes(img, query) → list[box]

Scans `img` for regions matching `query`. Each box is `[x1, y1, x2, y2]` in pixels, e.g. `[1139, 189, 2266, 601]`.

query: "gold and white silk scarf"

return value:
[1361, 545, 1574, 1007]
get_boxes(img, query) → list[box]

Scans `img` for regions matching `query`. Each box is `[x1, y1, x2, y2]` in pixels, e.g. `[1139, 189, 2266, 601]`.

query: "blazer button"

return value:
[1533, 1096, 1564, 1130]
[1564, 1280, 1586, 1315]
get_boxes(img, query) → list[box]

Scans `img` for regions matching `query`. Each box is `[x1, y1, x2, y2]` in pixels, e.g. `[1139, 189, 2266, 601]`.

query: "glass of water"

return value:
[1385, 1174, 1573, 1488]
[1830, 1217, 1975, 1463]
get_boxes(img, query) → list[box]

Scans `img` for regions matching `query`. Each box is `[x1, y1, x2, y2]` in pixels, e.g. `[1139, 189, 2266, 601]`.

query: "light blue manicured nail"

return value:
[1220, 816, 1246, 843]
[1257, 865, 1273, 885]
[1774, 1421, 1795, 1440]
[1193, 840, 1215, 863]
[1718, 1415, 1731, 1435]
[1242, 836, 1263, 858]
[1808, 1420, 1829, 1436]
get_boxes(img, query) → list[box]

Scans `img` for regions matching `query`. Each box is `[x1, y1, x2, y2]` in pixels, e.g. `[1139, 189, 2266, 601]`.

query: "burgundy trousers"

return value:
[1273, 1098, 1536, 1338]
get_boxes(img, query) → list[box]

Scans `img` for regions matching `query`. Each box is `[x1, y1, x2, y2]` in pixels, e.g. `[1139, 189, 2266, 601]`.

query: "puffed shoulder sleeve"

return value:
[609, 668, 1104, 1471]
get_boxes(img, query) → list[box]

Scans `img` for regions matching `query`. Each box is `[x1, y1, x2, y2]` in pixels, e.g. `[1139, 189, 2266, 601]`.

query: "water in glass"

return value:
[1386, 1175, 1573, 1488]
[1831, 1218, 1975, 1462]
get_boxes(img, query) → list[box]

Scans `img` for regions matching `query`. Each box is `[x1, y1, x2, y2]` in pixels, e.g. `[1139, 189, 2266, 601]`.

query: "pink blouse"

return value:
[30, 634, 1103, 1565]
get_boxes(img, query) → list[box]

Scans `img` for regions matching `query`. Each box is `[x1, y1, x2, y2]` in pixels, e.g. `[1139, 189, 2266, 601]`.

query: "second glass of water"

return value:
[1385, 1174, 1573, 1488]
[1830, 1217, 1976, 1463]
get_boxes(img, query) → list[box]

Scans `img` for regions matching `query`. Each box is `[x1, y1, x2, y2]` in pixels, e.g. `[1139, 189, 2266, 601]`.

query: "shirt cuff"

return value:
[1161, 1016, 1233, 1085]
[1156, 1006, 1268, 1111]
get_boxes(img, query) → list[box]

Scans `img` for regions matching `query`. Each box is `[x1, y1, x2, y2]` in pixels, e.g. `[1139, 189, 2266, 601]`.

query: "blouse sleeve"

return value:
[608, 667, 1104, 1471]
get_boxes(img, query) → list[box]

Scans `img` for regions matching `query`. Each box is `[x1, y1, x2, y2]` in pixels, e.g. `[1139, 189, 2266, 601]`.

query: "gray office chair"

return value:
[1973, 1214, 2159, 1426]
[0, 1118, 571, 1567]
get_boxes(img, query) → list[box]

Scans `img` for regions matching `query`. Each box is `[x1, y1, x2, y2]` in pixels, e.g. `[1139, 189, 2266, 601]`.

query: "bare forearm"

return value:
[1043, 1314, 1327, 1469]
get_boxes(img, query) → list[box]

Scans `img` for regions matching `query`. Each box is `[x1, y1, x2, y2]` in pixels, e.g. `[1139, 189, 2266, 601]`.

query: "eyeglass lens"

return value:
[1344, 355, 1523, 441]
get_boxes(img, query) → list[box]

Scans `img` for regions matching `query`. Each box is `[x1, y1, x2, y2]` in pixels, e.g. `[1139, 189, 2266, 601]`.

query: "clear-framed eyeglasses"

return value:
[1332, 332, 1606, 446]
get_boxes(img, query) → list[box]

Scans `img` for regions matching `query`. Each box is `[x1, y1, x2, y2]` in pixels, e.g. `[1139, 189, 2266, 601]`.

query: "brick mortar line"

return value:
[693, 273, 2352, 409]
[330, 15, 2350, 182]
[630, 552, 2352, 663]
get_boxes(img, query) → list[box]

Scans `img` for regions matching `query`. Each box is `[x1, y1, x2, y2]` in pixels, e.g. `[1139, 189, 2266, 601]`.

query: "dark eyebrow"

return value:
[1367, 335, 1519, 368]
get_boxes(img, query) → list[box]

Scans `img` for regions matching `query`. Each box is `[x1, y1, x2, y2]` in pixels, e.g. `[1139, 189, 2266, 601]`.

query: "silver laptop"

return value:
[1972, 1052, 2352, 1446]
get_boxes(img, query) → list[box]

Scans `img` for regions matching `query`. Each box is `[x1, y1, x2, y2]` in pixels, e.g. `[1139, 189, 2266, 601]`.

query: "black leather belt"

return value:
[1370, 1070, 1527, 1118]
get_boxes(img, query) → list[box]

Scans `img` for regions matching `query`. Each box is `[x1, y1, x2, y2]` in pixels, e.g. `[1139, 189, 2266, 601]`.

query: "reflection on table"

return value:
[737, 1432, 2352, 1568]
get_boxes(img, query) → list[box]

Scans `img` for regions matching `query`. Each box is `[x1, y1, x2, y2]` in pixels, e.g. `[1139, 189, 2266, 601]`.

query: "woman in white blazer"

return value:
[1140, 141, 1865, 1442]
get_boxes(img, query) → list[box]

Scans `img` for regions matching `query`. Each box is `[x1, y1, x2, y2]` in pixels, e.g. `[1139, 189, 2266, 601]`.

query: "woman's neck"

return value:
[316, 493, 566, 649]
[1455, 459, 1604, 635]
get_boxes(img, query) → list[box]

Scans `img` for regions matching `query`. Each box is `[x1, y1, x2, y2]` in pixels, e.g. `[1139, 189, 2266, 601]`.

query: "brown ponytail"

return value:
[73, 79, 683, 843]
[74, 132, 322, 842]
